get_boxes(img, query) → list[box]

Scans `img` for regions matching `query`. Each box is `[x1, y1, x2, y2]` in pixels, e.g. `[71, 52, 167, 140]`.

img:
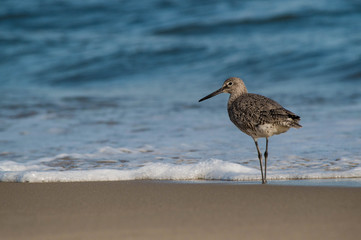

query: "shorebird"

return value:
[199, 77, 301, 184]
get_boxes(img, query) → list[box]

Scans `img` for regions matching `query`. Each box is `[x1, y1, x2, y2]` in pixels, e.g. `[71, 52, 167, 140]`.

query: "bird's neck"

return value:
[228, 90, 247, 108]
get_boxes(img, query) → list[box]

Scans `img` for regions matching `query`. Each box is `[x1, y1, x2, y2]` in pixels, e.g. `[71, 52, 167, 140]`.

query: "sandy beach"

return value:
[1, 181, 360, 240]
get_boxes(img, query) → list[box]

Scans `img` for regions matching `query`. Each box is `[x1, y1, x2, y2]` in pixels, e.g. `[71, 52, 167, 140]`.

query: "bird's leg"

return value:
[264, 138, 269, 184]
[254, 140, 265, 184]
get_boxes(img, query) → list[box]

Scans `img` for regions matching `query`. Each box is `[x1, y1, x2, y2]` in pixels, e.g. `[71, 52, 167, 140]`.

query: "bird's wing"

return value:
[260, 108, 302, 128]
[230, 94, 301, 128]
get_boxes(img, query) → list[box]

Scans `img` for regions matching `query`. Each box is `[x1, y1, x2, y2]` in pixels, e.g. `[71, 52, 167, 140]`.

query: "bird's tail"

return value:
[289, 114, 302, 128]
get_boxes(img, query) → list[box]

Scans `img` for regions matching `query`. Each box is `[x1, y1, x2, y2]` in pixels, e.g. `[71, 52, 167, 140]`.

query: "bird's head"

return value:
[199, 77, 247, 102]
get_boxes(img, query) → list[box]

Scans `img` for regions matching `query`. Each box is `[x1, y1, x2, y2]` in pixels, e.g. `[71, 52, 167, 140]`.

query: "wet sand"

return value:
[1, 181, 360, 240]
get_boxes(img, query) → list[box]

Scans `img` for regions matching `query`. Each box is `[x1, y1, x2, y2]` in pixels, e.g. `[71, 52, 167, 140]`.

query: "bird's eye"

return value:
[228, 82, 233, 86]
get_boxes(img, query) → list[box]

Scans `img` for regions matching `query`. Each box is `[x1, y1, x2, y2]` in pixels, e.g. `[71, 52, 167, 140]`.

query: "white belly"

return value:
[255, 124, 290, 138]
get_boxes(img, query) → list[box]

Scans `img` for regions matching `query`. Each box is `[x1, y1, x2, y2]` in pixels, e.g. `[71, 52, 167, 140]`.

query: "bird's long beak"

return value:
[198, 87, 224, 102]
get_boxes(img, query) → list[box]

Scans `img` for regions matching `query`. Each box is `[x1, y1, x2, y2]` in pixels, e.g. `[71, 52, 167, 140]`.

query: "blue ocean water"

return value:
[0, 0, 361, 183]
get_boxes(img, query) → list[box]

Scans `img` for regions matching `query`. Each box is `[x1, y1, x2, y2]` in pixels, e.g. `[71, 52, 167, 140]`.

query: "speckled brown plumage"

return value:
[228, 93, 301, 139]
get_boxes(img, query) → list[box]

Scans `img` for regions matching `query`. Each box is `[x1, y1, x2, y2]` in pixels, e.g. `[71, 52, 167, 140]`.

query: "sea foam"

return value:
[1, 156, 360, 183]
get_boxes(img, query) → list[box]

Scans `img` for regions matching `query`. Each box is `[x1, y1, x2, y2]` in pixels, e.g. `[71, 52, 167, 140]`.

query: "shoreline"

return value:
[165, 178, 361, 187]
[2, 177, 360, 187]
[1, 181, 360, 240]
